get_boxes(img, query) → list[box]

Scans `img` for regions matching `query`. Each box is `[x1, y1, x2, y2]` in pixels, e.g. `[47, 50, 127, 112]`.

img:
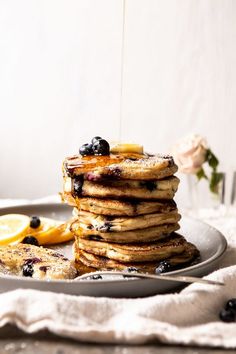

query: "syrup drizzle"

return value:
[118, 0, 126, 142]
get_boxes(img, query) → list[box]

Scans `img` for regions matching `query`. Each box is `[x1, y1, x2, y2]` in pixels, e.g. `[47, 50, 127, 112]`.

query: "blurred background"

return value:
[0, 0, 235, 202]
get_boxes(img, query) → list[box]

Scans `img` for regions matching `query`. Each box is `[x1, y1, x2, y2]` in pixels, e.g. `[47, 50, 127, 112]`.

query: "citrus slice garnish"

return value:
[37, 222, 74, 245]
[0, 214, 30, 245]
[27, 217, 74, 245]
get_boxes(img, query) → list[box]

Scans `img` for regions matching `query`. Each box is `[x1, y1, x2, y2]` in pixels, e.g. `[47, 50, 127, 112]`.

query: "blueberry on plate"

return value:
[93, 139, 110, 156]
[22, 236, 39, 246]
[123, 267, 139, 279]
[225, 298, 236, 311]
[90, 274, 102, 280]
[22, 263, 34, 277]
[125, 267, 138, 273]
[219, 308, 235, 322]
[91, 136, 102, 144]
[30, 216, 41, 229]
[155, 260, 172, 274]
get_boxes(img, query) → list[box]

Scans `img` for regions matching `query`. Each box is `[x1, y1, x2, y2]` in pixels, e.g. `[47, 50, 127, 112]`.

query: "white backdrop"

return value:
[0, 0, 235, 204]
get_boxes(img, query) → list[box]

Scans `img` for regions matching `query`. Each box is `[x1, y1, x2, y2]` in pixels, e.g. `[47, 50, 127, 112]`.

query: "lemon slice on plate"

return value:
[27, 217, 74, 245]
[0, 214, 30, 245]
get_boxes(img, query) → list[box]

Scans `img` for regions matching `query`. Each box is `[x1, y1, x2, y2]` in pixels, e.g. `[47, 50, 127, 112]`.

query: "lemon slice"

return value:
[27, 217, 74, 245]
[39, 222, 74, 245]
[0, 214, 30, 245]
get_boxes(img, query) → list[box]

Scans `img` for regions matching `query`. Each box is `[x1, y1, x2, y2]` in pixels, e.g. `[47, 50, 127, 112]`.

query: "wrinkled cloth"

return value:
[0, 266, 235, 347]
[1, 199, 236, 347]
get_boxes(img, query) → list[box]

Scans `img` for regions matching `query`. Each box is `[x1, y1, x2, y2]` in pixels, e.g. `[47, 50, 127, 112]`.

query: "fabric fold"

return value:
[0, 265, 236, 347]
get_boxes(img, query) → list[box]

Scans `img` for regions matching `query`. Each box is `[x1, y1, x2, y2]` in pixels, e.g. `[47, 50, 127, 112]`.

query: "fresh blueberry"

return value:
[73, 176, 84, 196]
[79, 143, 94, 156]
[93, 139, 110, 156]
[91, 136, 102, 144]
[225, 298, 236, 311]
[140, 181, 156, 192]
[22, 263, 34, 277]
[155, 261, 172, 274]
[219, 309, 235, 322]
[123, 267, 138, 278]
[30, 216, 41, 229]
[125, 267, 138, 273]
[22, 236, 39, 246]
[90, 274, 102, 280]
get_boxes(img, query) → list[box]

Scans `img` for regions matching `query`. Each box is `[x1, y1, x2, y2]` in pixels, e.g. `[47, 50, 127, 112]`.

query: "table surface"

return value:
[0, 326, 234, 354]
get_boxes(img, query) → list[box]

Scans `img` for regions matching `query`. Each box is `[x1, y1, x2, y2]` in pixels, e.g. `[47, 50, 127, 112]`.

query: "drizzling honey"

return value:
[118, 0, 127, 142]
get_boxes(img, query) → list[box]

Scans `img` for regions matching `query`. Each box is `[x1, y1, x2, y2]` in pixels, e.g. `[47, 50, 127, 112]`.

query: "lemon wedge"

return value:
[27, 217, 74, 245]
[38, 222, 74, 245]
[0, 214, 30, 245]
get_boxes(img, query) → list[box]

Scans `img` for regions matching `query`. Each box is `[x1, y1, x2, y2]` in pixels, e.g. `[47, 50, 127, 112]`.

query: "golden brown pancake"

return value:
[63, 152, 178, 180]
[73, 209, 181, 232]
[71, 223, 180, 243]
[63, 176, 179, 201]
[0, 244, 77, 280]
[74, 241, 200, 274]
[76, 234, 187, 262]
[65, 196, 177, 216]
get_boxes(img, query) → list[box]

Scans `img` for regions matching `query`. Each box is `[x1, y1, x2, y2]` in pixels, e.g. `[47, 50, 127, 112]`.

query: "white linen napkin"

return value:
[0, 265, 236, 347]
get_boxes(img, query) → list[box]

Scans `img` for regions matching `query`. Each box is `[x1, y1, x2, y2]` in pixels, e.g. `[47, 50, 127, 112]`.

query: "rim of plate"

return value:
[0, 203, 227, 284]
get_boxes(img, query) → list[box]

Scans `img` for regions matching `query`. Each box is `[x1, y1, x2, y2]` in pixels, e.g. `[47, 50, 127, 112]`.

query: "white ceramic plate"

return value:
[0, 204, 227, 298]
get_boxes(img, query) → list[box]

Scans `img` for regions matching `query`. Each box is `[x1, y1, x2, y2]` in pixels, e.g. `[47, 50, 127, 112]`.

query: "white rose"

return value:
[172, 134, 208, 174]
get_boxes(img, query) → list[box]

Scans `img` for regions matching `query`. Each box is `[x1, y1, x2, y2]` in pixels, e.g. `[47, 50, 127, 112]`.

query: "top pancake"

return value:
[63, 152, 178, 180]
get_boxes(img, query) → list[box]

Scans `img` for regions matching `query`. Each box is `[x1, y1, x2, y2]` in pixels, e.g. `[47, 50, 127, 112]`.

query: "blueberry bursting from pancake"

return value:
[62, 138, 200, 275]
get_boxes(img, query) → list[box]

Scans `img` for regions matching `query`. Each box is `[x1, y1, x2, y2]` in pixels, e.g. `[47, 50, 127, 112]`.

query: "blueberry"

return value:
[22, 236, 39, 246]
[91, 136, 102, 144]
[90, 274, 102, 280]
[30, 216, 41, 229]
[219, 309, 235, 322]
[155, 261, 172, 274]
[140, 181, 156, 192]
[123, 267, 138, 278]
[93, 139, 110, 156]
[226, 298, 236, 311]
[73, 176, 84, 196]
[79, 143, 94, 156]
[124, 267, 138, 273]
[22, 263, 34, 277]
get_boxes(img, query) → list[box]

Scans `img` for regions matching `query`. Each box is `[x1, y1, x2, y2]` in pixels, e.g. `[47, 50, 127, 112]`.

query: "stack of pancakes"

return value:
[62, 151, 199, 273]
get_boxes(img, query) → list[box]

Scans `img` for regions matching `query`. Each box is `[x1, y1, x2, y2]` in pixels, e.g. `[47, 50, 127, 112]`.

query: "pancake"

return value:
[65, 196, 177, 216]
[63, 152, 178, 181]
[0, 244, 77, 280]
[63, 176, 179, 200]
[74, 241, 200, 273]
[73, 209, 181, 232]
[77, 234, 187, 262]
[63, 175, 179, 201]
[71, 223, 180, 243]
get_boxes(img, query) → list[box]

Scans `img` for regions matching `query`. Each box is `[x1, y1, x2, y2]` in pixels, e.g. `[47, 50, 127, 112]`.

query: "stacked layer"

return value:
[63, 149, 199, 273]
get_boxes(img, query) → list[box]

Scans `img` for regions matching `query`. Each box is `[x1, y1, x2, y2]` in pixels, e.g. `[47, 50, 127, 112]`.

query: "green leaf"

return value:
[196, 168, 208, 181]
[206, 149, 219, 171]
[209, 171, 223, 194]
